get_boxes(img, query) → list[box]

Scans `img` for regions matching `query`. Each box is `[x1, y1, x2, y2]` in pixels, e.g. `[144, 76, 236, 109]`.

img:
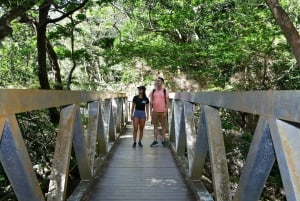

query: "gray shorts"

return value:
[134, 110, 146, 119]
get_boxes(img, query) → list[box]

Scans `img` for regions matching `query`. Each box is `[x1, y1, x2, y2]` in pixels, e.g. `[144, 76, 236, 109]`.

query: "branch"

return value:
[0, 0, 37, 40]
[46, 0, 89, 24]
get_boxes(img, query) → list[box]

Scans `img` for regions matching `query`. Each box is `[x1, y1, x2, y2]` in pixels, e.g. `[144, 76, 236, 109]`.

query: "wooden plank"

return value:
[84, 124, 196, 201]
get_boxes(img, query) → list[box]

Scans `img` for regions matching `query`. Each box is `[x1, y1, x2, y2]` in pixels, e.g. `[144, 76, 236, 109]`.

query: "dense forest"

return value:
[0, 0, 300, 200]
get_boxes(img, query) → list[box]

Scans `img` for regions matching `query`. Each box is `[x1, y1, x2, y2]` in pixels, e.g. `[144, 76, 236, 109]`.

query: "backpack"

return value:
[152, 88, 167, 105]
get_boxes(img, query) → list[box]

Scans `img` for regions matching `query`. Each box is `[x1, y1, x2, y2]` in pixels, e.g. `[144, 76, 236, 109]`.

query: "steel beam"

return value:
[234, 117, 275, 201]
[204, 105, 230, 201]
[97, 102, 108, 154]
[183, 102, 197, 177]
[115, 98, 122, 133]
[174, 100, 186, 155]
[183, 102, 208, 179]
[170, 91, 300, 123]
[269, 119, 300, 201]
[0, 115, 45, 201]
[0, 89, 126, 116]
[123, 97, 128, 123]
[47, 105, 77, 201]
[86, 101, 101, 173]
[169, 100, 175, 144]
[72, 107, 92, 180]
[104, 99, 116, 142]
[191, 108, 209, 179]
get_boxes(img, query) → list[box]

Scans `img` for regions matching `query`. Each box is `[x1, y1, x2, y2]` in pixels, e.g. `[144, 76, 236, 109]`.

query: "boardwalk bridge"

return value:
[0, 89, 299, 201]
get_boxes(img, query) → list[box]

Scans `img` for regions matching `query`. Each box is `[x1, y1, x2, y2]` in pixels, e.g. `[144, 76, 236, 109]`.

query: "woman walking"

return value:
[131, 86, 150, 148]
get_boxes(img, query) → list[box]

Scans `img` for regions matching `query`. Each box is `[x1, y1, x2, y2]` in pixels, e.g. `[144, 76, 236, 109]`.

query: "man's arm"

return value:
[165, 90, 169, 114]
[146, 103, 150, 121]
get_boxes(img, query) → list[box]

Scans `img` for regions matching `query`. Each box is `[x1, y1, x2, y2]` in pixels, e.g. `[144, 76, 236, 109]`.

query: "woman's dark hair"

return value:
[138, 86, 147, 98]
[141, 88, 147, 98]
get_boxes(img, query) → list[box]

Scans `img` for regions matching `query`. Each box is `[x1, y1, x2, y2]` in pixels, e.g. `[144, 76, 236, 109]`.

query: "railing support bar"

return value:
[269, 119, 300, 201]
[204, 105, 230, 201]
[174, 100, 186, 155]
[73, 107, 93, 180]
[233, 117, 275, 201]
[0, 115, 45, 201]
[86, 101, 101, 173]
[47, 104, 77, 201]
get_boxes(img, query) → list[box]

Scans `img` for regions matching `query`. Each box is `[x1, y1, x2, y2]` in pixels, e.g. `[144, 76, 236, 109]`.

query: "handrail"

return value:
[0, 89, 126, 116]
[168, 91, 300, 201]
[0, 89, 128, 201]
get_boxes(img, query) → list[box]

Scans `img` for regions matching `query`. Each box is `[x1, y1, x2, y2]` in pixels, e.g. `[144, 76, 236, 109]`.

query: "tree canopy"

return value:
[0, 0, 300, 91]
[1, 1, 300, 200]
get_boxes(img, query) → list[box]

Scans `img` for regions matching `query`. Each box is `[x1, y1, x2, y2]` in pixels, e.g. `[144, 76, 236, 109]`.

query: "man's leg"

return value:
[160, 113, 167, 147]
[151, 112, 159, 147]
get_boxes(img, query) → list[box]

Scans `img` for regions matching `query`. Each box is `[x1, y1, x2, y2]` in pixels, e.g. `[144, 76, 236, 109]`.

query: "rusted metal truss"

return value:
[0, 89, 127, 201]
[169, 91, 300, 201]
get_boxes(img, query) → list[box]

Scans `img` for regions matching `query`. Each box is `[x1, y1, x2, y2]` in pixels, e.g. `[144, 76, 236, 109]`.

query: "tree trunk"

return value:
[37, 1, 60, 124]
[67, 17, 77, 90]
[37, 2, 51, 90]
[46, 38, 63, 90]
[265, 0, 300, 66]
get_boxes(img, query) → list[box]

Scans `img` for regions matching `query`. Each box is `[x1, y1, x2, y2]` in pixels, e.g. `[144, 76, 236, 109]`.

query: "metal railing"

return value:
[0, 89, 128, 201]
[168, 91, 300, 201]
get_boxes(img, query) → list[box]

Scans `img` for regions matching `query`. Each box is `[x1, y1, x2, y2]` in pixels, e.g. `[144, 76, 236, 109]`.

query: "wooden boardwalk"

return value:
[83, 122, 197, 201]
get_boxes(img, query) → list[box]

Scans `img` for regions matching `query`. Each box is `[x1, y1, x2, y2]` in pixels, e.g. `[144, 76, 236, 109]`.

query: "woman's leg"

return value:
[138, 119, 146, 141]
[133, 117, 139, 145]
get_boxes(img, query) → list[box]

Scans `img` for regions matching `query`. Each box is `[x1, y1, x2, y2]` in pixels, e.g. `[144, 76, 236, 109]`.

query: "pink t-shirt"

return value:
[150, 89, 169, 112]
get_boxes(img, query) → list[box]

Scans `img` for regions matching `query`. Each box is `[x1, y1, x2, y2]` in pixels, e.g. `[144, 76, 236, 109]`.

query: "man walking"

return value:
[150, 77, 169, 147]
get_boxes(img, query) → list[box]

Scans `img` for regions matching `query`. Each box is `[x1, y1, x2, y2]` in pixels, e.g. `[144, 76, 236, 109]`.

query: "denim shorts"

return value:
[133, 110, 146, 119]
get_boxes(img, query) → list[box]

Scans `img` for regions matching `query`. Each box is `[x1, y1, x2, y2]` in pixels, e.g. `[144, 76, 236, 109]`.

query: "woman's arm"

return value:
[131, 102, 136, 120]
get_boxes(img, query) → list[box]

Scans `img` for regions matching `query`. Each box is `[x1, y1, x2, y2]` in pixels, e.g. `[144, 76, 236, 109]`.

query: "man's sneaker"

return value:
[162, 141, 166, 147]
[132, 142, 136, 148]
[150, 141, 158, 147]
[138, 142, 143, 147]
